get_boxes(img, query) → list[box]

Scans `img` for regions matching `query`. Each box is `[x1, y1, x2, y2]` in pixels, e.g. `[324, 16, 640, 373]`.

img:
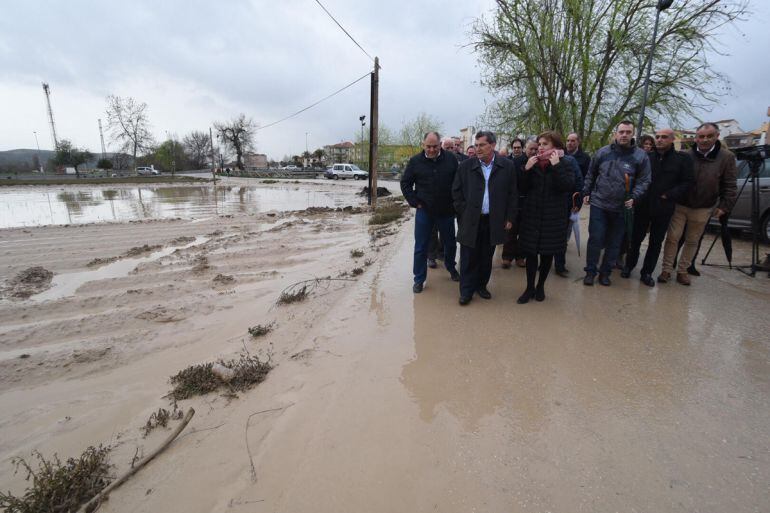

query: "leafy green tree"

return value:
[471, 0, 748, 149]
[52, 140, 93, 178]
[96, 158, 113, 170]
[398, 113, 444, 154]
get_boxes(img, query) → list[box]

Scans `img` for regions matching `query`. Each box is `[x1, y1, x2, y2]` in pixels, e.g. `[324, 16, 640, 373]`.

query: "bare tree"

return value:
[183, 130, 212, 169]
[472, 0, 749, 149]
[398, 113, 444, 154]
[214, 114, 256, 170]
[105, 95, 155, 168]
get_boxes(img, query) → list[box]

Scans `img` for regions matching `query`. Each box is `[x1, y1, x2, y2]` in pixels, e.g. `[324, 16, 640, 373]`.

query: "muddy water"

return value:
[0, 185, 363, 228]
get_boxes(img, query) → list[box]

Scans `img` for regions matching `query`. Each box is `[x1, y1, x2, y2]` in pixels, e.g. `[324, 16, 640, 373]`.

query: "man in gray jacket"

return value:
[582, 120, 651, 286]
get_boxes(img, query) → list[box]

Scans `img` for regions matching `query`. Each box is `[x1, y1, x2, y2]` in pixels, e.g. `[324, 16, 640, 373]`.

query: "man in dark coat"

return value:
[400, 131, 460, 293]
[622, 128, 694, 287]
[566, 132, 591, 178]
[452, 130, 518, 305]
[501, 138, 536, 268]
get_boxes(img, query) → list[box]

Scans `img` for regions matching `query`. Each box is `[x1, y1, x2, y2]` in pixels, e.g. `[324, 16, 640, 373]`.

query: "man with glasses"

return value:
[621, 128, 694, 287]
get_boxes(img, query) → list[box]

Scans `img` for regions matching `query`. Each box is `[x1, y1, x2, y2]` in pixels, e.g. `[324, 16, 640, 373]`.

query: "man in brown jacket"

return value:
[659, 122, 737, 285]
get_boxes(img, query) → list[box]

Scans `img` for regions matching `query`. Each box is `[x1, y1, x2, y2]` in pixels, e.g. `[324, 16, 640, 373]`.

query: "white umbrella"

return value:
[569, 211, 581, 256]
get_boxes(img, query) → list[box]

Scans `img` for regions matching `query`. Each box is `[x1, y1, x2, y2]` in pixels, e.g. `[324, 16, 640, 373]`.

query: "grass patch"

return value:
[350, 249, 364, 258]
[248, 323, 275, 338]
[369, 199, 409, 225]
[141, 405, 183, 437]
[0, 446, 111, 513]
[276, 285, 308, 305]
[168, 354, 272, 400]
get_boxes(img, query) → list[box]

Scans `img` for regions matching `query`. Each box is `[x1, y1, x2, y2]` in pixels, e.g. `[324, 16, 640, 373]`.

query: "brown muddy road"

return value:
[0, 198, 768, 512]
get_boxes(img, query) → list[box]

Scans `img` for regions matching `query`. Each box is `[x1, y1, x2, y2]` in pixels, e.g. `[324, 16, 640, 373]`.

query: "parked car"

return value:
[137, 166, 160, 176]
[282, 165, 299, 171]
[709, 155, 770, 242]
[324, 163, 368, 180]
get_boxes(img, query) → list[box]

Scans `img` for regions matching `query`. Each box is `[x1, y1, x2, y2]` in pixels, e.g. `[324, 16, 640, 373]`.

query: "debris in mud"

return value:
[277, 285, 309, 305]
[168, 354, 272, 400]
[207, 229, 224, 237]
[350, 249, 364, 258]
[370, 226, 396, 240]
[358, 186, 392, 197]
[191, 255, 210, 274]
[369, 199, 409, 225]
[248, 323, 275, 338]
[124, 244, 162, 257]
[261, 179, 278, 184]
[363, 258, 373, 267]
[19, 354, 31, 359]
[0, 446, 111, 513]
[290, 349, 314, 361]
[136, 307, 187, 323]
[72, 347, 111, 364]
[1, 266, 54, 299]
[86, 256, 118, 267]
[213, 273, 235, 285]
[169, 236, 196, 246]
[351, 267, 364, 276]
[141, 404, 184, 437]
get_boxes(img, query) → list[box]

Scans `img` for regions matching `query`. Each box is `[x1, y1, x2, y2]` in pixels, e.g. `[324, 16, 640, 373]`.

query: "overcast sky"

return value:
[1, 0, 768, 159]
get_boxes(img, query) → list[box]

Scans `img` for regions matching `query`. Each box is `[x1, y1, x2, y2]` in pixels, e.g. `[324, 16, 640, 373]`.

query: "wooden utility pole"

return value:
[210, 127, 217, 183]
[368, 57, 379, 208]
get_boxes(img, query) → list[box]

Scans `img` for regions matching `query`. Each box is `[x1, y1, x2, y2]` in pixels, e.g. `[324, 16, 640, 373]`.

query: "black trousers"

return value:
[428, 225, 444, 261]
[460, 215, 494, 298]
[626, 210, 672, 275]
[501, 210, 522, 261]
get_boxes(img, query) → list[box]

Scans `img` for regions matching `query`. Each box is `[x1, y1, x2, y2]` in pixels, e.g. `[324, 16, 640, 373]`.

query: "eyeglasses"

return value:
[654, 135, 670, 139]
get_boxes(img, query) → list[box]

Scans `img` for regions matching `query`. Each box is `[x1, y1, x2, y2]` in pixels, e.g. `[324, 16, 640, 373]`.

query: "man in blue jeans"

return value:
[582, 120, 651, 286]
[400, 131, 460, 293]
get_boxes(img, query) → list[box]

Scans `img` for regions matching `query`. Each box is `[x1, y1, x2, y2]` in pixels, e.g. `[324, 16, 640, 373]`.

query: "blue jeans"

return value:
[585, 206, 626, 276]
[414, 208, 457, 284]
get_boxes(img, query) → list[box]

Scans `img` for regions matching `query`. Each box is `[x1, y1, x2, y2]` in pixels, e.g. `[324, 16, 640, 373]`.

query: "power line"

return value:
[313, 0, 374, 62]
[255, 71, 371, 132]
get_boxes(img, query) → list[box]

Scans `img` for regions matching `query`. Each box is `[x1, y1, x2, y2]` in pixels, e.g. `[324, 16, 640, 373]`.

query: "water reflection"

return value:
[0, 185, 362, 228]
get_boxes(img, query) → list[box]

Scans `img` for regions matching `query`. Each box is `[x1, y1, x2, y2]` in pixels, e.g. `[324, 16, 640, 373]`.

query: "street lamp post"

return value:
[359, 115, 366, 164]
[33, 131, 43, 173]
[637, 0, 674, 140]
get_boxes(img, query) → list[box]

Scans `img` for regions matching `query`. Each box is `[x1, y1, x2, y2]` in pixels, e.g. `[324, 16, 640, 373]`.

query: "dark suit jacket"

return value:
[452, 154, 518, 248]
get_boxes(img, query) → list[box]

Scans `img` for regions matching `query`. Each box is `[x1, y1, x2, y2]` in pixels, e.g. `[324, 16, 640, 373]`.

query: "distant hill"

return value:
[0, 148, 118, 171]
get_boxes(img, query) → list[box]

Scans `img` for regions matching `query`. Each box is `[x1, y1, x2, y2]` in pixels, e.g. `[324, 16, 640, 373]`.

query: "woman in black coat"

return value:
[517, 131, 575, 303]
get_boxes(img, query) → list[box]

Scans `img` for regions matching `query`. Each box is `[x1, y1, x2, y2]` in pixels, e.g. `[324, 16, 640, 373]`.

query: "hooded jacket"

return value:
[583, 141, 651, 212]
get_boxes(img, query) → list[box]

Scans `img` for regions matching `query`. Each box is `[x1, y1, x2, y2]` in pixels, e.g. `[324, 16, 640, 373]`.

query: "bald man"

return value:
[621, 128, 694, 287]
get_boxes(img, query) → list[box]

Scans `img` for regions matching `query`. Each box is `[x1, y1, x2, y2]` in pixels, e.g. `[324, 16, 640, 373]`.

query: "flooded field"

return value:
[0, 183, 364, 228]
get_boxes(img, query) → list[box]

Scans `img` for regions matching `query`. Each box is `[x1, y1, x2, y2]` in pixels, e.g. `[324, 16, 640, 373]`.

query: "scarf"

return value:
[536, 148, 564, 170]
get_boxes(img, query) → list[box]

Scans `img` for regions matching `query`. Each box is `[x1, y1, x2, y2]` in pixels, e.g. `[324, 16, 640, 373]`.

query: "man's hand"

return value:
[624, 198, 634, 209]
[504, 221, 512, 230]
[661, 194, 668, 200]
[525, 156, 538, 170]
[583, 195, 590, 205]
[416, 203, 422, 209]
[714, 208, 726, 219]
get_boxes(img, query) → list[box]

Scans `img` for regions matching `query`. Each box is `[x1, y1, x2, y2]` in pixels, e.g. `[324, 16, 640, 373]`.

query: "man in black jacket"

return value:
[566, 132, 591, 178]
[452, 130, 518, 305]
[400, 132, 460, 293]
[622, 128, 694, 286]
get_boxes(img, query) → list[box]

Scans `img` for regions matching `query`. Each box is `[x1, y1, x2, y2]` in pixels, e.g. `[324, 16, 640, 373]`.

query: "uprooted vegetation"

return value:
[350, 249, 365, 258]
[248, 323, 275, 338]
[168, 354, 272, 400]
[0, 266, 54, 299]
[369, 198, 409, 225]
[276, 285, 309, 305]
[0, 446, 111, 513]
[351, 267, 364, 276]
[141, 404, 184, 437]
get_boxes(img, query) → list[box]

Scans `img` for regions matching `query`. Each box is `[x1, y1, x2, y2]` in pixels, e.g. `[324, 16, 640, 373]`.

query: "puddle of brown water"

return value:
[0, 185, 364, 228]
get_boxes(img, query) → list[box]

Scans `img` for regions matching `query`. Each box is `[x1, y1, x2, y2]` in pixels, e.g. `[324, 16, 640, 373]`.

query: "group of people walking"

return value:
[400, 120, 738, 305]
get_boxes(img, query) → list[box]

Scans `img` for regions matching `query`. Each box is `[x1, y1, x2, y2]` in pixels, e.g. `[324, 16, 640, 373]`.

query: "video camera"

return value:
[732, 144, 769, 162]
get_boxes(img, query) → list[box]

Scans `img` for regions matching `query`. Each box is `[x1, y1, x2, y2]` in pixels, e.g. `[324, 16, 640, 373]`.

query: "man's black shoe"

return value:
[620, 268, 631, 279]
[640, 274, 655, 287]
[412, 283, 424, 293]
[687, 265, 700, 276]
[476, 288, 492, 299]
[583, 274, 595, 286]
[459, 295, 472, 306]
[427, 259, 437, 269]
[449, 270, 460, 282]
[555, 268, 569, 277]
[598, 274, 611, 286]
